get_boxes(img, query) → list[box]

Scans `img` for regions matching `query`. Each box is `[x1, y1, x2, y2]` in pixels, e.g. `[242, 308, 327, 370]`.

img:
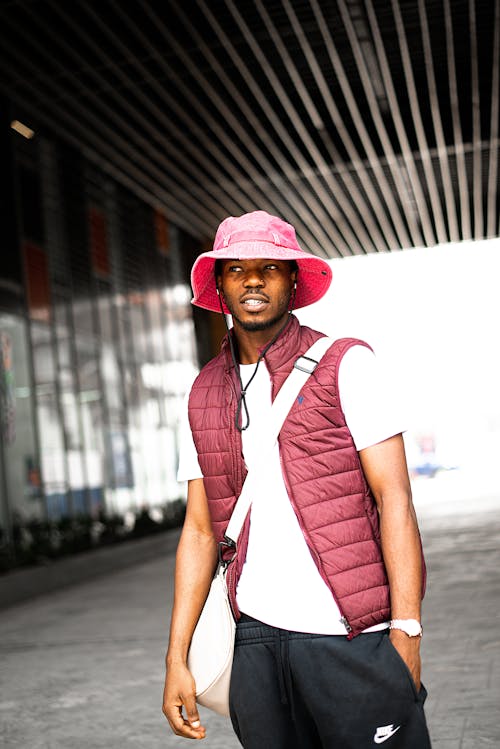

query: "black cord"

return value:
[216, 290, 293, 431]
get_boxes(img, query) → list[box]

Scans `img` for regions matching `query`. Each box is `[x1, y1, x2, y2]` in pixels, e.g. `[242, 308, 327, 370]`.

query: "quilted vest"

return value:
[188, 315, 396, 636]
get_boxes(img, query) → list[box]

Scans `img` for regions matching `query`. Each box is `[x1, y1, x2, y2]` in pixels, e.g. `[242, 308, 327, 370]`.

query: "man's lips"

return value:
[240, 295, 269, 311]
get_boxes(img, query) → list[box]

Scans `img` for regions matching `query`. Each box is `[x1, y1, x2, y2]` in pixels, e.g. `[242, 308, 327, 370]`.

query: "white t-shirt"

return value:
[177, 344, 406, 635]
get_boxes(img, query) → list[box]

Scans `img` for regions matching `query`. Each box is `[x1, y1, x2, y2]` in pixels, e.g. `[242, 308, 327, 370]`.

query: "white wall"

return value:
[296, 238, 500, 494]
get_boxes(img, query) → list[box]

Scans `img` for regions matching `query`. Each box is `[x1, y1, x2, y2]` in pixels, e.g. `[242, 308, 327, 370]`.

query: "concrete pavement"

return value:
[0, 471, 499, 748]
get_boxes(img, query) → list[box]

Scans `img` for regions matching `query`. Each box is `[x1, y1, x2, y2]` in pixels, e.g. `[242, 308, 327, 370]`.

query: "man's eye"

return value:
[228, 265, 242, 272]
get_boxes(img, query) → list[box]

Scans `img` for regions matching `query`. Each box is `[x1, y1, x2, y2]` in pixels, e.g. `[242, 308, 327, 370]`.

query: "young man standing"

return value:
[163, 211, 431, 747]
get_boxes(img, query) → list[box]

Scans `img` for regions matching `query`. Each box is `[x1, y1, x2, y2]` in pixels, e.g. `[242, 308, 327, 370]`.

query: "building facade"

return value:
[0, 111, 204, 554]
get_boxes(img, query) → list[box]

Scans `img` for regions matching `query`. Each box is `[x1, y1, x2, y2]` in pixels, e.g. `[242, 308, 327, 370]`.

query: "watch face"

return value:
[405, 621, 422, 636]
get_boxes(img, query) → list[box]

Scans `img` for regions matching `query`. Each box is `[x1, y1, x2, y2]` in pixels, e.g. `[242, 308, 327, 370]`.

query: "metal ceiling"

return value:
[1, 0, 498, 257]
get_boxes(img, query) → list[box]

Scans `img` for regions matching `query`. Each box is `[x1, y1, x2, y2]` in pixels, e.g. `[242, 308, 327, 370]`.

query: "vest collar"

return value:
[221, 314, 302, 373]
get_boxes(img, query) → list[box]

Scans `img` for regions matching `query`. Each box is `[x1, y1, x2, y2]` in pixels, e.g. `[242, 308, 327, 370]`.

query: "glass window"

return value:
[0, 313, 43, 527]
[72, 297, 105, 516]
[96, 285, 124, 421]
[31, 321, 68, 519]
[53, 304, 87, 518]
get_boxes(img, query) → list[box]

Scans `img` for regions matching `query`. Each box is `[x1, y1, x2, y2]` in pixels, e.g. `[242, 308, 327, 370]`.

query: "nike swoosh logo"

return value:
[374, 725, 401, 743]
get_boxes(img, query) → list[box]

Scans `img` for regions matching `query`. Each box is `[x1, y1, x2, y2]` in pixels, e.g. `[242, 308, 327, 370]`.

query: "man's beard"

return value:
[232, 313, 288, 332]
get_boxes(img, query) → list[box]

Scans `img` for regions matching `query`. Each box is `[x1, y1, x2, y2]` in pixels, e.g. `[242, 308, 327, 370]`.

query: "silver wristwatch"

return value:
[389, 619, 423, 637]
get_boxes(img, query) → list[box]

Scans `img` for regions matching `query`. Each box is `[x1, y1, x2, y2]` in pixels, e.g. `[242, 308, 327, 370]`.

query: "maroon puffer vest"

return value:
[188, 316, 392, 636]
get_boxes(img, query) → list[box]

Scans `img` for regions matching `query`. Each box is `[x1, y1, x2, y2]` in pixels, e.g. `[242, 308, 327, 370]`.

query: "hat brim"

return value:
[190, 241, 332, 314]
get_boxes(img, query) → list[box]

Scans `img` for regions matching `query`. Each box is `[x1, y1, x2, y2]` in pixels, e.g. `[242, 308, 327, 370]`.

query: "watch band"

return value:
[389, 618, 423, 637]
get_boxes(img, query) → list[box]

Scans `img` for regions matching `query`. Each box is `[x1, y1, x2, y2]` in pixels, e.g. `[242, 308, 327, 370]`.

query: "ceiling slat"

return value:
[390, 0, 447, 245]
[443, 0, 472, 240]
[486, 0, 500, 238]
[418, 0, 460, 243]
[469, 0, 484, 240]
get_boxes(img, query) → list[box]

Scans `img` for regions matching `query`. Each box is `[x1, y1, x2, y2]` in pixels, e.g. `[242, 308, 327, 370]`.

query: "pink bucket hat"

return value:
[191, 211, 332, 313]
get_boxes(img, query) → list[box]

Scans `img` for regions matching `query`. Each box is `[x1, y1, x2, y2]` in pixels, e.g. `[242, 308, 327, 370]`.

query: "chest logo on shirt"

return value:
[297, 395, 304, 405]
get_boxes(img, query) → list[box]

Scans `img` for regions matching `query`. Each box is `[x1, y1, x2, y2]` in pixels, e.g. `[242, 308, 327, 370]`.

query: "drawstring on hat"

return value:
[288, 279, 297, 312]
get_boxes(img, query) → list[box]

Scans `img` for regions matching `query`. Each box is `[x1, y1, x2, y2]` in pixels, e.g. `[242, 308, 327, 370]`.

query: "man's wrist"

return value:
[166, 649, 189, 667]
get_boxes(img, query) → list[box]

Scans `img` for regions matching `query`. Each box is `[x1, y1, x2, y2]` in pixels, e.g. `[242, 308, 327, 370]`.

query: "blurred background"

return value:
[0, 0, 498, 572]
[298, 237, 500, 524]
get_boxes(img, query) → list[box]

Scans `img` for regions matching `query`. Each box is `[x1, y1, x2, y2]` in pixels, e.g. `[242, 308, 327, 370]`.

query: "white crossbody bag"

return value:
[187, 336, 334, 716]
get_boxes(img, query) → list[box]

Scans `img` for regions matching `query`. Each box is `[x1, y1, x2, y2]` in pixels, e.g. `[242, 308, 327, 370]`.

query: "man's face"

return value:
[216, 258, 297, 333]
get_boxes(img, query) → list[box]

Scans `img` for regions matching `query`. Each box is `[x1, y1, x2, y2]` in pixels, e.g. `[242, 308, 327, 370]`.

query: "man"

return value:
[163, 210, 431, 747]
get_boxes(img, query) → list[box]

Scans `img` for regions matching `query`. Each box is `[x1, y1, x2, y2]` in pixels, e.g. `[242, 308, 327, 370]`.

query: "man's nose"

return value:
[243, 269, 264, 286]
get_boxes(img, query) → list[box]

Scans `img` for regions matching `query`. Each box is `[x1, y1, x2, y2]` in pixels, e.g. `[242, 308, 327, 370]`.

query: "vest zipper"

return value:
[340, 616, 353, 634]
[278, 447, 354, 637]
[225, 371, 243, 493]
[225, 558, 239, 621]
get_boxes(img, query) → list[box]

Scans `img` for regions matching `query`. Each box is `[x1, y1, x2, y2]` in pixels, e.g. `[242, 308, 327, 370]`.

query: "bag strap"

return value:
[224, 335, 334, 546]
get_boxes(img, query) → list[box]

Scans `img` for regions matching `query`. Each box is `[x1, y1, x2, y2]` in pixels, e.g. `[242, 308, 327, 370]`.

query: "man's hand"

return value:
[162, 661, 206, 740]
[389, 628, 421, 691]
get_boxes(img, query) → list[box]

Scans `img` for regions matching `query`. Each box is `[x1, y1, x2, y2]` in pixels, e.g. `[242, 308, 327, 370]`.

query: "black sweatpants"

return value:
[229, 615, 431, 749]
